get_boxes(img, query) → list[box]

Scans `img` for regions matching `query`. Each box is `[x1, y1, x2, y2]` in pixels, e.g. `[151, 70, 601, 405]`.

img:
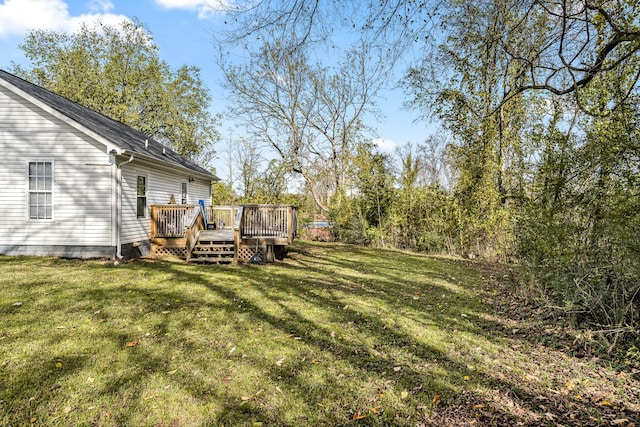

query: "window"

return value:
[28, 161, 53, 220]
[137, 176, 147, 218]
[181, 182, 188, 204]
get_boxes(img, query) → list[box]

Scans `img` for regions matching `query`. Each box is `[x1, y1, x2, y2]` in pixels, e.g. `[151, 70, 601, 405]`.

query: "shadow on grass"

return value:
[0, 243, 636, 426]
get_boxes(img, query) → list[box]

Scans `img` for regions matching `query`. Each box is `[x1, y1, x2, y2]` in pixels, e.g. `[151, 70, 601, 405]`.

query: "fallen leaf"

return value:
[275, 357, 285, 367]
[30, 417, 36, 423]
[600, 400, 611, 406]
[161, 311, 170, 314]
[64, 407, 72, 414]
[463, 376, 470, 381]
[241, 396, 251, 401]
[612, 419, 629, 426]
[353, 411, 366, 420]
[167, 369, 179, 375]
[433, 394, 442, 406]
[370, 406, 381, 414]
[393, 366, 402, 372]
[125, 340, 138, 347]
[12, 302, 22, 307]
[401, 390, 409, 399]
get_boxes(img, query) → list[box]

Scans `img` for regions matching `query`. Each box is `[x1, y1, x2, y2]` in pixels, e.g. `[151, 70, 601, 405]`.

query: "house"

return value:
[0, 69, 218, 259]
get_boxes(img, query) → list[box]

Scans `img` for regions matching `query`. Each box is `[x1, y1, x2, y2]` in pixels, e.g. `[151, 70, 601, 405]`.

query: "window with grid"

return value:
[137, 176, 147, 218]
[28, 161, 53, 220]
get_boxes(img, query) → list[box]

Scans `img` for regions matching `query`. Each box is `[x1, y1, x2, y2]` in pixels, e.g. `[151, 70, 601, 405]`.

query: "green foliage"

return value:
[516, 80, 640, 345]
[210, 181, 236, 205]
[353, 145, 395, 229]
[13, 19, 219, 165]
[328, 144, 395, 246]
[390, 184, 459, 254]
[241, 160, 290, 204]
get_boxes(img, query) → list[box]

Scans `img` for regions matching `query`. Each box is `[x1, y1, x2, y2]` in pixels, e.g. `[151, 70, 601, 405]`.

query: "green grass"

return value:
[0, 241, 637, 426]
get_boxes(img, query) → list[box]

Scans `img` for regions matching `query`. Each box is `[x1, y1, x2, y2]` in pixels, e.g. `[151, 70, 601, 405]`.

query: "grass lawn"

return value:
[1, 241, 638, 426]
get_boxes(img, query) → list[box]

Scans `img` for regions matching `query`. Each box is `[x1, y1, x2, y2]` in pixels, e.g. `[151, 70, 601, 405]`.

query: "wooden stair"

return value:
[189, 230, 235, 263]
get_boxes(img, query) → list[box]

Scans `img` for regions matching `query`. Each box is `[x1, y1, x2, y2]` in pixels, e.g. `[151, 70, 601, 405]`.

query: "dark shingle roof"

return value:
[0, 69, 218, 180]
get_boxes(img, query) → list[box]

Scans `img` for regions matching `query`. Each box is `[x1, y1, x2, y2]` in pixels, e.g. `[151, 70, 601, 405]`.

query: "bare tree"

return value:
[220, 42, 383, 211]
[221, 0, 640, 114]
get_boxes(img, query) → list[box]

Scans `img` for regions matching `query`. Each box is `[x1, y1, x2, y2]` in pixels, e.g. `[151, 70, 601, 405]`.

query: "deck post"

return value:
[232, 229, 239, 265]
[287, 206, 293, 244]
[150, 206, 157, 239]
[232, 206, 243, 265]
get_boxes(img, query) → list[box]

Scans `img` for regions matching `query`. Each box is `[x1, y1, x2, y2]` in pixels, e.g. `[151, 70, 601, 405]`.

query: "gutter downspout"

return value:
[114, 155, 134, 259]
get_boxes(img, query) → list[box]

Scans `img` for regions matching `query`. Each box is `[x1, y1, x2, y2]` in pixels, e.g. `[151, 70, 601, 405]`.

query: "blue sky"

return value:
[0, 0, 431, 177]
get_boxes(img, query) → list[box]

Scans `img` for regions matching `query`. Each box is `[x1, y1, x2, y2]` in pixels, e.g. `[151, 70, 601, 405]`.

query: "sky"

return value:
[0, 0, 432, 179]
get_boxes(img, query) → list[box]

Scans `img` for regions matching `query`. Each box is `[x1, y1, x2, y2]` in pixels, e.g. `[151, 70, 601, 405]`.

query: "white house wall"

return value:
[120, 160, 212, 246]
[0, 85, 113, 257]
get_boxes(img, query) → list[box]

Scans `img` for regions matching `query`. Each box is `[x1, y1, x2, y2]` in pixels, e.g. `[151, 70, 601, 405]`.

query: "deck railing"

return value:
[184, 206, 204, 261]
[241, 205, 296, 239]
[151, 204, 298, 243]
[150, 205, 194, 238]
[205, 205, 236, 229]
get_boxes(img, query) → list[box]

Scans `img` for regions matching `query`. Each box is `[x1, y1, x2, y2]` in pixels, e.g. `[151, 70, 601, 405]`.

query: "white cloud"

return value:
[153, 0, 231, 19]
[87, 0, 114, 13]
[0, 0, 129, 39]
[373, 137, 397, 152]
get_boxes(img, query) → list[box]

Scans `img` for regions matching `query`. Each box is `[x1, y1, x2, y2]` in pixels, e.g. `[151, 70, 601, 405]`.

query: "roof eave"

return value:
[119, 150, 219, 181]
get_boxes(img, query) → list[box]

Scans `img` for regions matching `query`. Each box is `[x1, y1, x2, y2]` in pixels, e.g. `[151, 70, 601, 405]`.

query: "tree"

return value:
[219, 0, 640, 343]
[222, 0, 640, 112]
[233, 136, 263, 200]
[518, 74, 640, 346]
[252, 160, 291, 204]
[13, 19, 219, 165]
[220, 41, 382, 211]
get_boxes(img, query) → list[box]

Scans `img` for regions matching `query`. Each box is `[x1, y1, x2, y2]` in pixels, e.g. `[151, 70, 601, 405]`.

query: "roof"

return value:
[0, 69, 218, 180]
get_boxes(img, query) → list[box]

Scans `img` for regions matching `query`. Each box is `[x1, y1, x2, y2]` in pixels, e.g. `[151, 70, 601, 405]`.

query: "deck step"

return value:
[190, 257, 234, 264]
[189, 237, 235, 263]
[192, 250, 235, 256]
[195, 244, 234, 249]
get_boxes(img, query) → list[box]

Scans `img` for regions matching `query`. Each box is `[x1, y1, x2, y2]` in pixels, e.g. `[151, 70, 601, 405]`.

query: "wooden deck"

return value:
[199, 229, 234, 241]
[150, 204, 298, 263]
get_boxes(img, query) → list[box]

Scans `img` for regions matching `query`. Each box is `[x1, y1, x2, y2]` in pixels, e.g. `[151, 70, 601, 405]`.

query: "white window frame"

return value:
[136, 175, 147, 218]
[27, 160, 54, 221]
[181, 181, 188, 205]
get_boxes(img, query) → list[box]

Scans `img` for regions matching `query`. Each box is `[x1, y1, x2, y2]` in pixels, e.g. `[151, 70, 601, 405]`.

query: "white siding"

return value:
[0, 86, 112, 249]
[120, 160, 212, 244]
